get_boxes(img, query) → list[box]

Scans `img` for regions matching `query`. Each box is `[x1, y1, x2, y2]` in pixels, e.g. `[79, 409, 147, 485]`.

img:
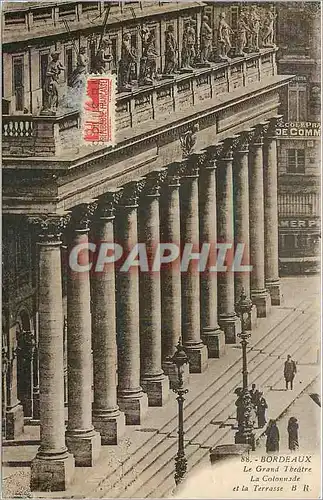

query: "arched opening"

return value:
[16, 310, 34, 418]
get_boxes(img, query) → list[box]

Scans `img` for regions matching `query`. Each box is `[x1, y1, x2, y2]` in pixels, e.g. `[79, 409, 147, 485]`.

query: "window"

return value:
[65, 47, 73, 83]
[288, 81, 307, 121]
[287, 149, 305, 174]
[284, 234, 295, 250]
[12, 56, 24, 111]
[230, 6, 239, 31]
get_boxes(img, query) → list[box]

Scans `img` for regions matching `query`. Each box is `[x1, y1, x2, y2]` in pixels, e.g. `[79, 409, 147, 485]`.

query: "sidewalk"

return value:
[2, 276, 321, 499]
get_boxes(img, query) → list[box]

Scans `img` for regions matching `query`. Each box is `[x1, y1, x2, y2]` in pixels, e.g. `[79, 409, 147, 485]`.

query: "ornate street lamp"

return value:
[234, 289, 255, 450]
[170, 339, 189, 486]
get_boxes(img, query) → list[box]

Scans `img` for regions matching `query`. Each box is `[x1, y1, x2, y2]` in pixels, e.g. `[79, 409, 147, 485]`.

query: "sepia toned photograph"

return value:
[1, 1, 321, 498]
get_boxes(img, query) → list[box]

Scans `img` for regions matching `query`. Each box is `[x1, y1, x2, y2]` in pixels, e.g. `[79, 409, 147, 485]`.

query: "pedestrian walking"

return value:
[249, 383, 260, 407]
[256, 392, 268, 428]
[287, 417, 299, 451]
[265, 419, 280, 453]
[284, 354, 297, 390]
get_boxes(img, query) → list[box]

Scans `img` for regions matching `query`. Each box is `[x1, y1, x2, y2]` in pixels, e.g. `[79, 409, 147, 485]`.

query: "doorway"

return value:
[12, 56, 24, 112]
[16, 311, 34, 418]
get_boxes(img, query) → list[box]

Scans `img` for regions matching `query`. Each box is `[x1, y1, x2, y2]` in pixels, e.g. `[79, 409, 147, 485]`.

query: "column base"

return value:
[141, 374, 170, 407]
[184, 343, 208, 373]
[245, 305, 258, 331]
[65, 429, 101, 467]
[92, 409, 125, 445]
[5, 404, 24, 440]
[117, 389, 148, 425]
[266, 279, 282, 306]
[162, 360, 190, 390]
[251, 290, 271, 318]
[201, 327, 226, 358]
[218, 315, 241, 344]
[30, 451, 75, 492]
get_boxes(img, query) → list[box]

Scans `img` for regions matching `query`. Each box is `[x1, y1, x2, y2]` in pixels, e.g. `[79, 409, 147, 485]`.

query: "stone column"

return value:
[91, 192, 125, 444]
[66, 204, 101, 467]
[233, 132, 257, 330]
[30, 216, 74, 492]
[115, 181, 148, 425]
[249, 124, 271, 317]
[264, 117, 281, 305]
[138, 171, 169, 406]
[160, 163, 190, 388]
[216, 140, 241, 343]
[199, 148, 225, 357]
[180, 153, 208, 373]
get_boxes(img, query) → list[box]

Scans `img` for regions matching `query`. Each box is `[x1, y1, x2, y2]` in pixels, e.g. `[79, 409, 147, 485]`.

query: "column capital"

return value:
[265, 115, 284, 139]
[95, 189, 123, 220]
[119, 179, 146, 208]
[181, 151, 205, 178]
[165, 162, 184, 188]
[28, 214, 70, 244]
[250, 123, 269, 146]
[69, 201, 98, 232]
[219, 137, 240, 161]
[233, 130, 254, 155]
[142, 169, 168, 198]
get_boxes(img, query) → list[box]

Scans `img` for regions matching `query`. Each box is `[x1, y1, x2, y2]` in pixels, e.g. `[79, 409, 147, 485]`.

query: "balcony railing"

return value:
[2, 49, 277, 158]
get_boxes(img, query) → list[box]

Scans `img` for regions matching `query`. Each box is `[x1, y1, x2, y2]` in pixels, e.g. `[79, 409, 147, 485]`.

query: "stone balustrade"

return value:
[2, 49, 277, 158]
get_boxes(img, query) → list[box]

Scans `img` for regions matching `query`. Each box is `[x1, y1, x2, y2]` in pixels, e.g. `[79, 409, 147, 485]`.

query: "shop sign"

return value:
[276, 121, 321, 137]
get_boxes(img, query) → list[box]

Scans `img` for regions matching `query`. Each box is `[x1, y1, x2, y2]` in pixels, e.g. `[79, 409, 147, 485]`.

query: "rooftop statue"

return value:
[139, 27, 158, 86]
[163, 24, 178, 75]
[217, 12, 233, 61]
[262, 5, 277, 48]
[181, 19, 196, 70]
[236, 8, 251, 57]
[200, 15, 213, 64]
[68, 47, 89, 89]
[42, 51, 65, 115]
[95, 38, 113, 74]
[249, 5, 261, 52]
[118, 32, 137, 92]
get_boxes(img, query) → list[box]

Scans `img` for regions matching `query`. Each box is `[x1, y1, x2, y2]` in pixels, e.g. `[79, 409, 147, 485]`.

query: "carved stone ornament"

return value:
[95, 189, 124, 219]
[119, 179, 147, 207]
[266, 115, 282, 138]
[28, 214, 70, 243]
[180, 123, 199, 158]
[166, 162, 184, 187]
[250, 124, 266, 146]
[234, 130, 254, 154]
[181, 151, 206, 178]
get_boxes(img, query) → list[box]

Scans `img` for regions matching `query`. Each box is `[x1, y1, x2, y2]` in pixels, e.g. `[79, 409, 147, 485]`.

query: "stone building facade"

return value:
[276, 2, 321, 275]
[2, 0, 291, 492]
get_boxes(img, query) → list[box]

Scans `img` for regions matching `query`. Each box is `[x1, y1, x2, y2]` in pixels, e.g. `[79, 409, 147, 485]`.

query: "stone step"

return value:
[128, 323, 318, 499]
[101, 314, 318, 499]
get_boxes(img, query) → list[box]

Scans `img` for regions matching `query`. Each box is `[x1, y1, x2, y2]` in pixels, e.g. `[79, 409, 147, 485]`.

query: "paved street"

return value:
[2, 276, 321, 499]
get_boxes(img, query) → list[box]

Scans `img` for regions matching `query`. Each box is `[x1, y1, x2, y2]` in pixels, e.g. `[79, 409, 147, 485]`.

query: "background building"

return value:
[276, 1, 321, 275]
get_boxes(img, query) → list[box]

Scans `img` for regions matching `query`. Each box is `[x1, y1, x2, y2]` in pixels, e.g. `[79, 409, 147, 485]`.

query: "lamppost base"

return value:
[235, 431, 256, 451]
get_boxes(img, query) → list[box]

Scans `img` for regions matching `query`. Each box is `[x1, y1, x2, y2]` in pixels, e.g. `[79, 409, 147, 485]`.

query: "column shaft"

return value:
[216, 141, 241, 343]
[91, 193, 125, 444]
[233, 134, 257, 330]
[30, 216, 74, 492]
[180, 153, 208, 373]
[139, 172, 169, 406]
[249, 125, 271, 317]
[66, 204, 101, 467]
[199, 150, 225, 357]
[264, 117, 281, 305]
[116, 181, 148, 425]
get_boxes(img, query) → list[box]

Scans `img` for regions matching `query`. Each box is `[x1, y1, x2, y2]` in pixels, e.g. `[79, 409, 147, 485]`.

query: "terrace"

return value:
[2, 48, 277, 160]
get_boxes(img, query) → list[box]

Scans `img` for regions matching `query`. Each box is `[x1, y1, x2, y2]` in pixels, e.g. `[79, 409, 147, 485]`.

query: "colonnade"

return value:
[29, 117, 281, 491]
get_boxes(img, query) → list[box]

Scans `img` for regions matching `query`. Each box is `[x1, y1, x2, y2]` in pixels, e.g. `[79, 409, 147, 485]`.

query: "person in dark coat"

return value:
[265, 419, 280, 453]
[287, 417, 299, 451]
[250, 383, 260, 407]
[284, 354, 297, 390]
[256, 392, 268, 428]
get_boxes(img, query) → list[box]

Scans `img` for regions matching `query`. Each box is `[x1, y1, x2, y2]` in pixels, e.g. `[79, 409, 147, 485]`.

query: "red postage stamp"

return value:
[82, 75, 115, 146]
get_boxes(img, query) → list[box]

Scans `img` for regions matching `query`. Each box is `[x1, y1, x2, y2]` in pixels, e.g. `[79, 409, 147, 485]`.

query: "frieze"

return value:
[196, 74, 209, 87]
[177, 81, 191, 93]
[157, 87, 172, 100]
[134, 94, 151, 108]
